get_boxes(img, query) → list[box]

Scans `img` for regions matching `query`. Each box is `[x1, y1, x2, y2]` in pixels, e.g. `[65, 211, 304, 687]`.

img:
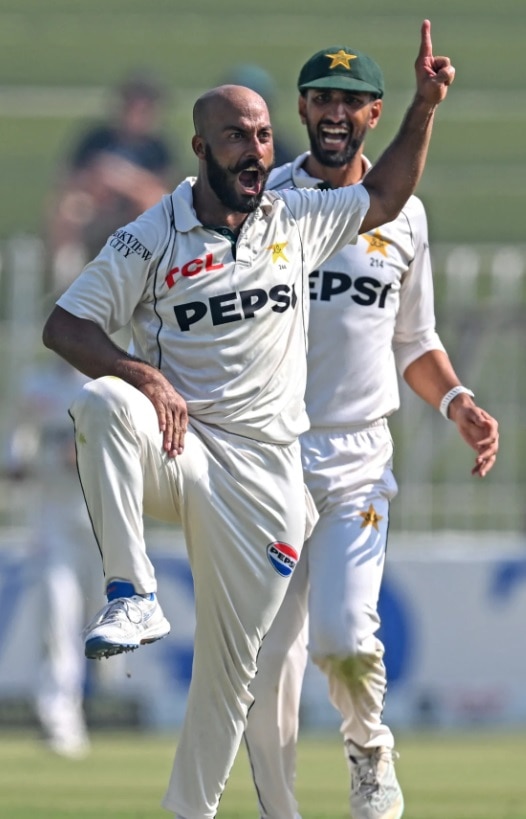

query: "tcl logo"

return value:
[165, 254, 224, 289]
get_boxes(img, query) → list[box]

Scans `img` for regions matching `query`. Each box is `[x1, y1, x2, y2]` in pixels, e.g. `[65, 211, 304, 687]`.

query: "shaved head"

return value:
[191, 84, 274, 224]
[193, 84, 270, 136]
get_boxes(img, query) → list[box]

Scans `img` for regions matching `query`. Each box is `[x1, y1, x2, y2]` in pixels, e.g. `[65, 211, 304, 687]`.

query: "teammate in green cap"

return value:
[245, 31, 499, 819]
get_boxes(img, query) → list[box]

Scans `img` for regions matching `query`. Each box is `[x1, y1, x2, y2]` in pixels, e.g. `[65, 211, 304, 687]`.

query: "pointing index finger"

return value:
[419, 19, 432, 59]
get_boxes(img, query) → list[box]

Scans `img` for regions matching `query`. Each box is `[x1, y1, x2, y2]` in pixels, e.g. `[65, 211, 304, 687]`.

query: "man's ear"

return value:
[368, 98, 383, 130]
[192, 134, 206, 159]
[298, 93, 307, 125]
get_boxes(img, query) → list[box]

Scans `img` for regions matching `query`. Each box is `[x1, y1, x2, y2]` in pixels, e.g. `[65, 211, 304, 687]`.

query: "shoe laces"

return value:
[83, 596, 146, 636]
[349, 747, 398, 800]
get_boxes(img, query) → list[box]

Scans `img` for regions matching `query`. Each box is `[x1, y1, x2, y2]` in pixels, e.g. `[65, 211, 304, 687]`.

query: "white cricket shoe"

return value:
[84, 595, 170, 659]
[45, 733, 91, 760]
[345, 742, 404, 819]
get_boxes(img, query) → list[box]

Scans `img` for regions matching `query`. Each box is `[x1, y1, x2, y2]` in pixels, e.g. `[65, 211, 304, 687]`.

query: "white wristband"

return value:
[439, 386, 475, 420]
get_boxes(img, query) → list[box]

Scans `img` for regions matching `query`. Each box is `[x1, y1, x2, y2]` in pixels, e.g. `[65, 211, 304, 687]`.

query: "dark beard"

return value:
[204, 144, 271, 213]
[306, 121, 365, 168]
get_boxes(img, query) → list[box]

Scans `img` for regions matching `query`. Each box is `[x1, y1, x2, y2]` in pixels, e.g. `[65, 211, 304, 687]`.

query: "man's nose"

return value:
[246, 135, 267, 158]
[326, 101, 347, 120]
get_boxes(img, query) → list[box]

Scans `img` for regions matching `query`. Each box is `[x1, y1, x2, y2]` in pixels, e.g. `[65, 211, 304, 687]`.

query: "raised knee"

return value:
[72, 376, 132, 419]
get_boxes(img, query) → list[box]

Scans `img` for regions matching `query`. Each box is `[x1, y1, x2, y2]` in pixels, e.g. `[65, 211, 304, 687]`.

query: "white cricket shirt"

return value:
[57, 177, 369, 444]
[268, 154, 445, 428]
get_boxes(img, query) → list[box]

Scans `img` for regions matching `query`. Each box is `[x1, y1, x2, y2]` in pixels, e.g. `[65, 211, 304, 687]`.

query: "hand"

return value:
[138, 370, 188, 457]
[415, 19, 455, 106]
[451, 404, 499, 477]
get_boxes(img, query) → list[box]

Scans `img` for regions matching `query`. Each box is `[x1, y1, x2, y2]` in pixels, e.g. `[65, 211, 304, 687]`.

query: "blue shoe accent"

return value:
[106, 580, 156, 602]
[106, 580, 137, 601]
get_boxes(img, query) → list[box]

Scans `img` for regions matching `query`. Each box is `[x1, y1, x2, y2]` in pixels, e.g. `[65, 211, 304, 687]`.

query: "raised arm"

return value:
[42, 305, 188, 457]
[361, 19, 455, 234]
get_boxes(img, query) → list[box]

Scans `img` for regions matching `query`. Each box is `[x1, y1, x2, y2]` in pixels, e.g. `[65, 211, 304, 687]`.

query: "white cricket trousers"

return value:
[69, 376, 314, 819]
[245, 421, 398, 819]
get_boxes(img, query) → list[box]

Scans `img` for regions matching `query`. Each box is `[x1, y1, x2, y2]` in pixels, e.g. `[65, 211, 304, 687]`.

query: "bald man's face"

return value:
[193, 87, 274, 213]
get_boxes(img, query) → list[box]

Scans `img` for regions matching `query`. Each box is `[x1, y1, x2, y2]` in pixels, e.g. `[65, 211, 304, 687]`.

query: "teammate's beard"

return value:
[306, 120, 367, 168]
[204, 145, 272, 213]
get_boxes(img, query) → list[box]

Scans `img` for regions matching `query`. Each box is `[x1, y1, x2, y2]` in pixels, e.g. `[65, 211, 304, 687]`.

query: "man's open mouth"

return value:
[319, 124, 349, 152]
[238, 166, 262, 195]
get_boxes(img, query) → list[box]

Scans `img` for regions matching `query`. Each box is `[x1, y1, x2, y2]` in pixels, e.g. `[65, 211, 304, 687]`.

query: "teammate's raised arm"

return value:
[361, 19, 455, 233]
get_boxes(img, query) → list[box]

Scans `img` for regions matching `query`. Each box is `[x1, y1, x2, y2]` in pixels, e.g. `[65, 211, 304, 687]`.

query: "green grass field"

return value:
[1, 730, 525, 818]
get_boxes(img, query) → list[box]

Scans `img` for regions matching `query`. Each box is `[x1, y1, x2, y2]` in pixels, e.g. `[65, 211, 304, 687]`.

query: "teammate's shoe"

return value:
[345, 741, 404, 819]
[84, 593, 170, 659]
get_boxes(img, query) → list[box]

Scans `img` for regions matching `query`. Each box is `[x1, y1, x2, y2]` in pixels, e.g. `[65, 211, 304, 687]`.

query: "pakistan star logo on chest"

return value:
[363, 230, 390, 257]
[267, 242, 289, 263]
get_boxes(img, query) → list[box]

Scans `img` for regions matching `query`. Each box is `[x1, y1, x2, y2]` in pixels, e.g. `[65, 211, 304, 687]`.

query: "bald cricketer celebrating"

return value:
[42, 20, 456, 819]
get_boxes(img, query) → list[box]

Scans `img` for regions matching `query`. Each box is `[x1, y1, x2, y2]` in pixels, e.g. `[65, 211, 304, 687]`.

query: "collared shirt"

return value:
[268, 153, 445, 428]
[57, 176, 369, 444]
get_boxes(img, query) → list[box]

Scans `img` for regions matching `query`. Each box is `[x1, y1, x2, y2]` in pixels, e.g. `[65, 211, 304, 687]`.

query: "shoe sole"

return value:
[85, 624, 171, 660]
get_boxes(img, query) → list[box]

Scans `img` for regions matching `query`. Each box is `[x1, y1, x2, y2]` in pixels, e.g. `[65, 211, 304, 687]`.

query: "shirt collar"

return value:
[171, 177, 274, 233]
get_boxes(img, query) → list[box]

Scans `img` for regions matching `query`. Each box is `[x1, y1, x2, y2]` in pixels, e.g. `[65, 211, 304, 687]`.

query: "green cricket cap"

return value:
[297, 46, 384, 98]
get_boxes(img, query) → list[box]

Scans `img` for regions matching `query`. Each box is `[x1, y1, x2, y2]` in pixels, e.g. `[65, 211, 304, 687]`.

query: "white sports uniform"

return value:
[244, 154, 445, 819]
[7, 359, 103, 756]
[56, 176, 370, 819]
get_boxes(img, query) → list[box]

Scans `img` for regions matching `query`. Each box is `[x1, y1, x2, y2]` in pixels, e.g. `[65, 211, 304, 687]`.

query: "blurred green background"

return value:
[0, 0, 525, 531]
[1, 0, 525, 243]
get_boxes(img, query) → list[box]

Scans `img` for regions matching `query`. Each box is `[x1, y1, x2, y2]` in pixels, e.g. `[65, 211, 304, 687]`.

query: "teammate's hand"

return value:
[139, 372, 188, 457]
[414, 19, 455, 106]
[450, 404, 499, 477]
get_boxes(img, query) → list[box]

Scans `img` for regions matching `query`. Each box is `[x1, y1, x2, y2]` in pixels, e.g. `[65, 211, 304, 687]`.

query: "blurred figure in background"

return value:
[222, 63, 299, 166]
[2, 71, 177, 754]
[46, 68, 178, 295]
[5, 355, 103, 758]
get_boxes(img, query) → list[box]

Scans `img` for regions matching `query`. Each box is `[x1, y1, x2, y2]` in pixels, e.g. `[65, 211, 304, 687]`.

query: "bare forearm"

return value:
[403, 349, 499, 476]
[42, 306, 161, 388]
[403, 349, 463, 411]
[362, 97, 436, 231]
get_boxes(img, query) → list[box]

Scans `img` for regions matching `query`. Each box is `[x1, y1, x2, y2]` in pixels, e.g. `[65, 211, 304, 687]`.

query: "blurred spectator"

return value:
[221, 63, 298, 166]
[5, 355, 105, 758]
[10, 70, 177, 754]
[46, 68, 178, 294]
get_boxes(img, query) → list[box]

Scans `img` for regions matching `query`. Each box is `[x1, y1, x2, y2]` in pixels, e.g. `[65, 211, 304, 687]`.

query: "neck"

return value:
[303, 152, 367, 188]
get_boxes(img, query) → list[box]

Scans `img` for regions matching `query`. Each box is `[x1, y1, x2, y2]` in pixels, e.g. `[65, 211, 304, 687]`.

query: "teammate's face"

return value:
[299, 89, 381, 168]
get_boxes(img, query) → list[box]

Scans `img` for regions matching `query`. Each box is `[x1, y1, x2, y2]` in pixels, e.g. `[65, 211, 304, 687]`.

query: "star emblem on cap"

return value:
[359, 504, 383, 531]
[267, 242, 289, 263]
[325, 49, 358, 70]
[363, 230, 390, 257]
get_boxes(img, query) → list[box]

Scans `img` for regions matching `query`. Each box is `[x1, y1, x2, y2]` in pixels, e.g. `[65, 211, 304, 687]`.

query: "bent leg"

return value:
[70, 376, 179, 593]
